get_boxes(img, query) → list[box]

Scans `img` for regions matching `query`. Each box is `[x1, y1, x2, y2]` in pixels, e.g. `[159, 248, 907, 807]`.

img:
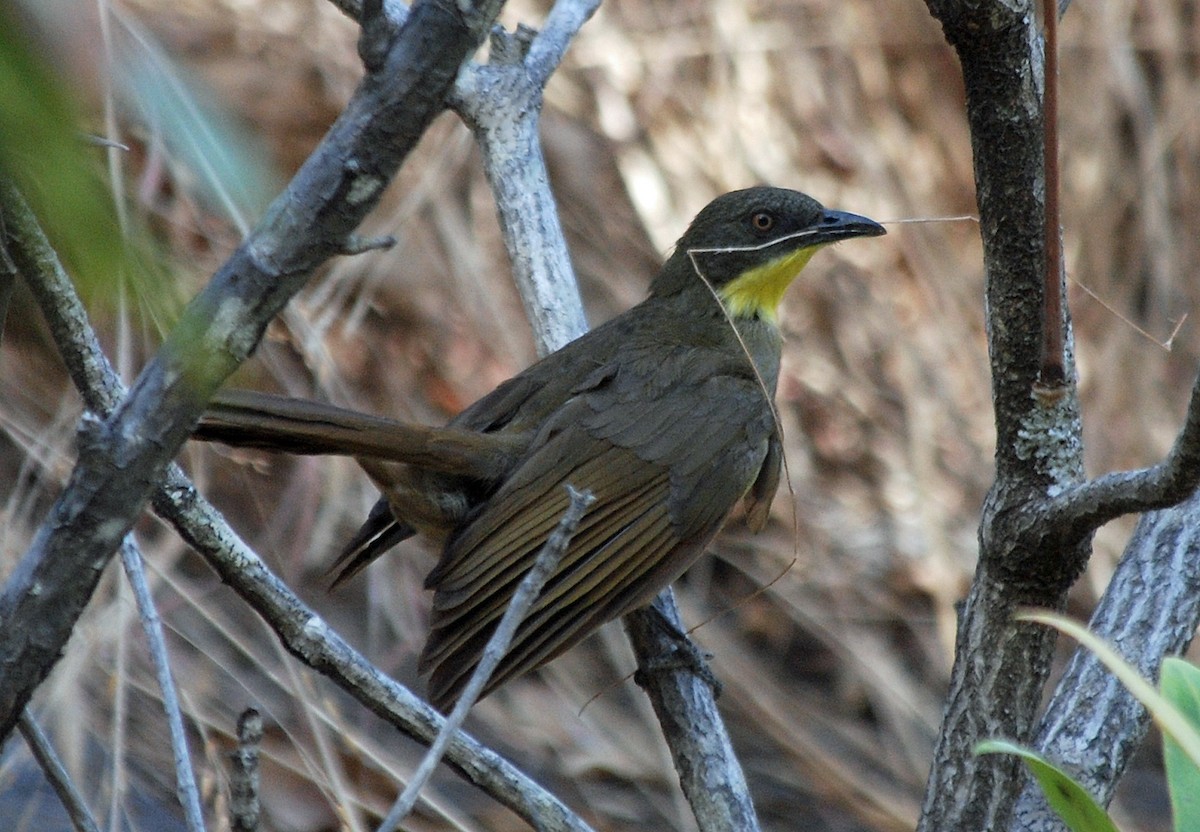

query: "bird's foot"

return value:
[632, 605, 723, 698]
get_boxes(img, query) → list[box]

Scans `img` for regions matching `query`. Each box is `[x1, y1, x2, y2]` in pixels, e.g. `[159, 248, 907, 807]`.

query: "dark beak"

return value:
[812, 209, 887, 245]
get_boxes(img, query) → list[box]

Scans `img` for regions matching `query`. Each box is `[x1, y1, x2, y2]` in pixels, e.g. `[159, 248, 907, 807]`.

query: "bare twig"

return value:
[377, 486, 595, 832]
[1029, 366, 1200, 546]
[230, 708, 263, 832]
[0, 181, 123, 415]
[624, 594, 763, 831]
[450, 0, 603, 356]
[0, 0, 506, 742]
[18, 710, 102, 832]
[118, 538, 205, 832]
[1037, 0, 1065, 389]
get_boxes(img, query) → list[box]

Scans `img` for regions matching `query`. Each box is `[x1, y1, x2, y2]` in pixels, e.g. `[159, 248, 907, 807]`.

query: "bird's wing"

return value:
[419, 361, 777, 709]
[331, 316, 632, 583]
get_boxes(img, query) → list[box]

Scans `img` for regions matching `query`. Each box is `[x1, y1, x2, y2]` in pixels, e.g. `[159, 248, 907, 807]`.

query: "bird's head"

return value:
[653, 186, 886, 321]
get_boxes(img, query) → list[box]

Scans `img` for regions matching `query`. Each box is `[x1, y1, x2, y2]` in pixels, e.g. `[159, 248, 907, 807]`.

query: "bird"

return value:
[193, 186, 885, 710]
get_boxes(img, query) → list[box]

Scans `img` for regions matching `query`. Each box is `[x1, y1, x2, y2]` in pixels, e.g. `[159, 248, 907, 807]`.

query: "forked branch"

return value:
[1030, 366, 1200, 546]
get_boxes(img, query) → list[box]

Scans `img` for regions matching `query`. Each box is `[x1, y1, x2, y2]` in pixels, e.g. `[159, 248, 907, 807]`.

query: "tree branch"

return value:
[917, 1, 1093, 829]
[923, 1, 1200, 828]
[450, 3, 600, 356]
[1029, 366, 1200, 545]
[624, 594, 762, 831]
[0, 0, 504, 742]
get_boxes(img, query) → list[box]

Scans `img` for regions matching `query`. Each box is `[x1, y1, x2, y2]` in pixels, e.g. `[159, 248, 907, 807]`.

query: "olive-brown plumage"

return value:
[194, 186, 884, 709]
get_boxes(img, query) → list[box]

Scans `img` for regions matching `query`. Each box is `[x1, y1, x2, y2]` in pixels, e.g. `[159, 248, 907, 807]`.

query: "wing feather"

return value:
[423, 492, 667, 668]
[427, 514, 680, 705]
[421, 444, 666, 670]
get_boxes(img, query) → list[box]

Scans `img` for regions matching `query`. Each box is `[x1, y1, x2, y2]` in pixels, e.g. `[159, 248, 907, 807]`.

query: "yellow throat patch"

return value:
[717, 245, 823, 322]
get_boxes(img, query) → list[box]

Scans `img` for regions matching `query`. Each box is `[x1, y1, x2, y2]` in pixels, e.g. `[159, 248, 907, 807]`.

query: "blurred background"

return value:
[1, 0, 1197, 829]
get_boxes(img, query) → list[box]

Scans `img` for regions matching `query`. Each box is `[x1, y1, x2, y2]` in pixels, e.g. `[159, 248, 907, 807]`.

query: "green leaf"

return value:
[975, 740, 1119, 832]
[1161, 658, 1200, 832]
[0, 9, 127, 299]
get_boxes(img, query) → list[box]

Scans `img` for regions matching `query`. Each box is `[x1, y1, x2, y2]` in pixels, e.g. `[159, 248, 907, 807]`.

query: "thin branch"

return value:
[0, 0, 506, 742]
[624, 594, 762, 831]
[524, 0, 602, 85]
[450, 1, 602, 356]
[377, 486, 595, 832]
[0, 181, 123, 414]
[118, 538, 205, 832]
[1037, 0, 1065, 388]
[18, 710, 102, 832]
[1030, 366, 1200, 545]
[229, 708, 263, 832]
[5, 157, 590, 832]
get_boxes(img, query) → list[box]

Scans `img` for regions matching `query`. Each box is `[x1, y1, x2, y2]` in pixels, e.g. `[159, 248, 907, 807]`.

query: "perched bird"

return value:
[194, 186, 885, 709]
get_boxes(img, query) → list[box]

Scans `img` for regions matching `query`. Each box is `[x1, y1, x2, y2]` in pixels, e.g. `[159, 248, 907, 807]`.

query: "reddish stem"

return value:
[1039, 0, 1065, 388]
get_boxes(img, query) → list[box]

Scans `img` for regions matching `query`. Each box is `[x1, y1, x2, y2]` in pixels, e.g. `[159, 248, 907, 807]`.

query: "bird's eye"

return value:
[750, 211, 775, 232]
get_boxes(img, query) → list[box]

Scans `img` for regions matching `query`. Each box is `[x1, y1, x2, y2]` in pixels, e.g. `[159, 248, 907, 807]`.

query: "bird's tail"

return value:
[327, 499, 416, 588]
[193, 389, 521, 478]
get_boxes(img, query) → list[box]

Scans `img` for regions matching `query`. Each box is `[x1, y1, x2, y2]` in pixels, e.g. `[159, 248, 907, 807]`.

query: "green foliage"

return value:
[1018, 612, 1200, 768]
[0, 8, 128, 302]
[976, 739, 1118, 832]
[1161, 658, 1200, 831]
[1, 6, 282, 335]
